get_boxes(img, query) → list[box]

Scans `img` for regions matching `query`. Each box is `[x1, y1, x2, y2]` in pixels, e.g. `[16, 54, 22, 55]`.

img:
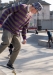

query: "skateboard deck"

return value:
[0, 65, 16, 75]
[0, 64, 22, 74]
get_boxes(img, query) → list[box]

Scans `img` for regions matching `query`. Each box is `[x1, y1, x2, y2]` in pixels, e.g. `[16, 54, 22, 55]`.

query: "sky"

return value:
[1, 0, 53, 11]
[2, 0, 14, 3]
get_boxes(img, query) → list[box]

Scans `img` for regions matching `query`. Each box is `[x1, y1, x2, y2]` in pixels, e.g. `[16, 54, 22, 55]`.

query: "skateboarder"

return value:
[45, 29, 53, 47]
[0, 2, 43, 69]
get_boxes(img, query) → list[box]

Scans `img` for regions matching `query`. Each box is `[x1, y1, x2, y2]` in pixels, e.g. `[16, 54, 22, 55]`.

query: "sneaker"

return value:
[7, 64, 14, 69]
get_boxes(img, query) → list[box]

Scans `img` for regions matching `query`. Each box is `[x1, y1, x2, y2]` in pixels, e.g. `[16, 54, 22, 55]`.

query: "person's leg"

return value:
[51, 37, 53, 43]
[9, 48, 12, 55]
[48, 38, 51, 47]
[0, 29, 13, 53]
[8, 43, 13, 55]
[7, 34, 21, 65]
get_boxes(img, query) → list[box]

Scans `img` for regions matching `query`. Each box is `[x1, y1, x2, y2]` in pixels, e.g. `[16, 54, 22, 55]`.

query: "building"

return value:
[16, 0, 51, 30]
[0, 0, 1, 3]
[25, 0, 50, 30]
[0, 0, 53, 30]
[50, 11, 53, 19]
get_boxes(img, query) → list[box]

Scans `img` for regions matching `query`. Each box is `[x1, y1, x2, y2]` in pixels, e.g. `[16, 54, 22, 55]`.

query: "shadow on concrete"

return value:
[27, 33, 47, 44]
[15, 47, 53, 72]
[0, 33, 53, 74]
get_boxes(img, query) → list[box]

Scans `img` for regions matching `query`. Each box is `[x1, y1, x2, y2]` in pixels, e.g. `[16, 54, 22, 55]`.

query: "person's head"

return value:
[45, 29, 47, 31]
[30, 2, 43, 14]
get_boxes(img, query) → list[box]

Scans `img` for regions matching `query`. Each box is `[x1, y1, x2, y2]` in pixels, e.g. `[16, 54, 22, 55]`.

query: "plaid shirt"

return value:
[0, 4, 31, 40]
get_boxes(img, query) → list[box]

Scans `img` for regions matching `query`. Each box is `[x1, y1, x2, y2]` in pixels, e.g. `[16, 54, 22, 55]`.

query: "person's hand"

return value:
[22, 40, 26, 44]
[0, 24, 2, 28]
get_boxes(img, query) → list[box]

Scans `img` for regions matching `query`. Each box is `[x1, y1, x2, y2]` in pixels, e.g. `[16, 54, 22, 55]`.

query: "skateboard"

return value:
[0, 65, 16, 75]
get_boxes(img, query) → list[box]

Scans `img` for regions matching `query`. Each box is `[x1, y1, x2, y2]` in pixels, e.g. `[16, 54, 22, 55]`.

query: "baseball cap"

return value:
[32, 2, 43, 11]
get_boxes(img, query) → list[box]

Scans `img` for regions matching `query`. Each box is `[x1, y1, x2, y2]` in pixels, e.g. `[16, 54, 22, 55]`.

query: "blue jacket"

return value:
[47, 31, 52, 38]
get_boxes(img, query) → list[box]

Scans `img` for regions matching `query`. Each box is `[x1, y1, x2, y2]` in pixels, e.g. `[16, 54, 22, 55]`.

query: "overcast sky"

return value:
[2, 0, 13, 3]
[2, 0, 53, 11]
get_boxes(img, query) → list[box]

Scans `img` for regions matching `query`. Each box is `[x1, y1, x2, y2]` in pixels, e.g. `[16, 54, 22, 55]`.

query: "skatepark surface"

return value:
[0, 32, 53, 75]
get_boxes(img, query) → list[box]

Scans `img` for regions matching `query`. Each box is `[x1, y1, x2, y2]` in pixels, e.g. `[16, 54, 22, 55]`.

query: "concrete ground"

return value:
[0, 32, 53, 75]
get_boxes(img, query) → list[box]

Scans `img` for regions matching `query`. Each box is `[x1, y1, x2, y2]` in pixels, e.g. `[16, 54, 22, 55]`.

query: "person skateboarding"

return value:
[0, 2, 43, 69]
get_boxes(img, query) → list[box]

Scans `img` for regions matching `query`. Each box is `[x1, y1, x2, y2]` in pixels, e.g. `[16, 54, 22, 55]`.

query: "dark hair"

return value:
[45, 29, 47, 31]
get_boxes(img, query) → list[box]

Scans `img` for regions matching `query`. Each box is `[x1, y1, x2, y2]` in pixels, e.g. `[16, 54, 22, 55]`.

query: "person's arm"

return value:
[0, 24, 2, 28]
[22, 23, 29, 44]
[0, 5, 21, 25]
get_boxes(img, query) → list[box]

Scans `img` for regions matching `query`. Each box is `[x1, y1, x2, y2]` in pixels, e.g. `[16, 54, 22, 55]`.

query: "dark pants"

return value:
[9, 48, 12, 55]
[48, 37, 53, 47]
